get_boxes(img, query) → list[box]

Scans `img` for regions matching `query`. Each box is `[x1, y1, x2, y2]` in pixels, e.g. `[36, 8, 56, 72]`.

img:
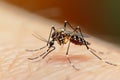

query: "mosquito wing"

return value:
[75, 32, 90, 38]
[66, 31, 89, 38]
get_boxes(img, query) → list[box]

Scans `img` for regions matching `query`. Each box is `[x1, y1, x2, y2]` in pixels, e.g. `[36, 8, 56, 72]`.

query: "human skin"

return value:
[0, 2, 120, 80]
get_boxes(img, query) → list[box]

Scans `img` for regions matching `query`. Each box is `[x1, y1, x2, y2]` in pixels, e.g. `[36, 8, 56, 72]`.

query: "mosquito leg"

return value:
[88, 48, 117, 66]
[64, 20, 75, 30]
[28, 56, 39, 60]
[28, 46, 55, 60]
[27, 48, 49, 60]
[27, 45, 51, 60]
[64, 20, 67, 30]
[66, 41, 79, 70]
[87, 43, 117, 66]
[28, 42, 55, 60]
[26, 45, 47, 52]
[76, 26, 117, 66]
[28, 51, 47, 60]
[75, 26, 89, 49]
[47, 26, 55, 46]
[42, 46, 55, 59]
[89, 47, 104, 54]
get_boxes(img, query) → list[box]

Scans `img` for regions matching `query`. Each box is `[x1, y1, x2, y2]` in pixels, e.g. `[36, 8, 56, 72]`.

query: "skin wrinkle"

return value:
[8, 52, 21, 71]
[40, 66, 71, 80]
[0, 44, 28, 79]
[26, 63, 35, 79]
[9, 59, 27, 73]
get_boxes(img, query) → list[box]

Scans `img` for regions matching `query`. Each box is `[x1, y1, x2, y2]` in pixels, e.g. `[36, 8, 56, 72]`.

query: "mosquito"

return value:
[26, 20, 117, 70]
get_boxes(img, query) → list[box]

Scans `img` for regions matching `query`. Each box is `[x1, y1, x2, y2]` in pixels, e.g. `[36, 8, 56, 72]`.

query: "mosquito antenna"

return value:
[33, 32, 48, 42]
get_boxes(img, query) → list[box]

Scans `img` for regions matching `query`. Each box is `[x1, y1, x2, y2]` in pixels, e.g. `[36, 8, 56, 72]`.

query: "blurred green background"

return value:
[5, 0, 120, 44]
